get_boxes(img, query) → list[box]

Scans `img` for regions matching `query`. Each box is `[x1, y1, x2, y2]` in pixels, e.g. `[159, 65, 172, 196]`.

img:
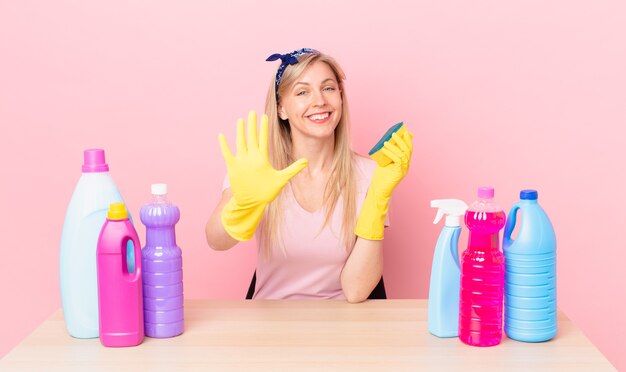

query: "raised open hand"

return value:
[219, 111, 308, 241]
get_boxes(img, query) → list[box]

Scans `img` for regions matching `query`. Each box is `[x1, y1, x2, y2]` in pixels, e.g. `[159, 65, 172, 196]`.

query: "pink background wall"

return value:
[1, 0, 624, 368]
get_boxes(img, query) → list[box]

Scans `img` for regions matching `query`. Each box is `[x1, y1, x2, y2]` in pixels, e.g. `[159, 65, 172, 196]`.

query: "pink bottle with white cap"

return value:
[458, 187, 506, 347]
[97, 202, 144, 347]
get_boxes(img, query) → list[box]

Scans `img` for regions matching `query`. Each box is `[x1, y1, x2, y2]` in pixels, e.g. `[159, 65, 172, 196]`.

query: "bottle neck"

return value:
[468, 232, 500, 250]
[146, 226, 177, 247]
[521, 199, 538, 204]
[153, 194, 168, 203]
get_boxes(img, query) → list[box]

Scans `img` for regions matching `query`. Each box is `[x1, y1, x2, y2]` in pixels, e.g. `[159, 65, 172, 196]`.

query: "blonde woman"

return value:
[205, 48, 413, 303]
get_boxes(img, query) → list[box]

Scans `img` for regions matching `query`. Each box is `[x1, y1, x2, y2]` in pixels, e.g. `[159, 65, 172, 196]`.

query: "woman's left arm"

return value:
[340, 237, 383, 303]
[343, 129, 413, 303]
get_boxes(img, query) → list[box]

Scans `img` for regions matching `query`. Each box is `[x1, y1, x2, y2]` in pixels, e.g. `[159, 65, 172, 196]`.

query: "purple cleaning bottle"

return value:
[141, 183, 184, 337]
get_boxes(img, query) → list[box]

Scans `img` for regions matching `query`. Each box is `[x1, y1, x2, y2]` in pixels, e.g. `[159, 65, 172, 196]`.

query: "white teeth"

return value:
[309, 113, 329, 120]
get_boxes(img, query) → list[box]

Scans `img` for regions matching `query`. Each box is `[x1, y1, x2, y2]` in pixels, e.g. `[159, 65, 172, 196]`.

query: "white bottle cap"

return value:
[445, 215, 461, 227]
[151, 183, 168, 196]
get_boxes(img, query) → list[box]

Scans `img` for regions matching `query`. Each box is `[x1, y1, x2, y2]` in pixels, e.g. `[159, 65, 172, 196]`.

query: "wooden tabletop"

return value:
[0, 300, 615, 371]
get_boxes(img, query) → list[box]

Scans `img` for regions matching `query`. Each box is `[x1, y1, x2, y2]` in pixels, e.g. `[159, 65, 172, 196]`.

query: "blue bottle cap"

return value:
[520, 189, 538, 200]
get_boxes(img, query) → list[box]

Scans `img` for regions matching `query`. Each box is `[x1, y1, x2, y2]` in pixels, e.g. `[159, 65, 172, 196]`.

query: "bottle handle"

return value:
[503, 203, 520, 248]
[131, 234, 142, 282]
[123, 234, 142, 282]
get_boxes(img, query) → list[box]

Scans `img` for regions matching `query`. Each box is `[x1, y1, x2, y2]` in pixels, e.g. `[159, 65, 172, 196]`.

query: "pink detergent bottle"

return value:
[459, 187, 506, 347]
[96, 202, 144, 347]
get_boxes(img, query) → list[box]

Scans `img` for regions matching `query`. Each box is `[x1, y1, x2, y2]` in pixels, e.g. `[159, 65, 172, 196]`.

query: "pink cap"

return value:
[477, 186, 494, 199]
[82, 149, 109, 173]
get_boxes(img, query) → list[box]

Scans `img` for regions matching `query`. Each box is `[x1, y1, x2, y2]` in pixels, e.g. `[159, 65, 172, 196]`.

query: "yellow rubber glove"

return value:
[218, 111, 308, 241]
[355, 130, 414, 240]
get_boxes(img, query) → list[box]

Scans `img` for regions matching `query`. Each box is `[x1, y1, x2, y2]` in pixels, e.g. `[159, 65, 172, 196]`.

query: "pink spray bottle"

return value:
[96, 202, 144, 347]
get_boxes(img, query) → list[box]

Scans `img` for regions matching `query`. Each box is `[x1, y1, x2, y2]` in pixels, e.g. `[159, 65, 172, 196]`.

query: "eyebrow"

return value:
[293, 78, 337, 86]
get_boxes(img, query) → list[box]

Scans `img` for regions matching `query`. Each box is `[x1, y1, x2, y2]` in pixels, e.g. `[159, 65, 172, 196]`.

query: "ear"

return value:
[278, 105, 288, 120]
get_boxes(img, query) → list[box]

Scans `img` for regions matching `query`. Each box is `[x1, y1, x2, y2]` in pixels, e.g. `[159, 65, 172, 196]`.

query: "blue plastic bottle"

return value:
[503, 189, 557, 342]
[428, 199, 468, 337]
[60, 149, 127, 338]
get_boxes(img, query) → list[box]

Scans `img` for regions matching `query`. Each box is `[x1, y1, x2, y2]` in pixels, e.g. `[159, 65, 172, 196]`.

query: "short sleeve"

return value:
[222, 173, 230, 192]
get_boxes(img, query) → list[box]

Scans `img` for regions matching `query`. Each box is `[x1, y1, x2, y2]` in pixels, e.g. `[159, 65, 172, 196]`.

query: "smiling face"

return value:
[278, 60, 343, 141]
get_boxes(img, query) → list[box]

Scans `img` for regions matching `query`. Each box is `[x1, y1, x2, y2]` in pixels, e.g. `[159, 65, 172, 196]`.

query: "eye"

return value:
[296, 90, 308, 96]
[323, 86, 336, 92]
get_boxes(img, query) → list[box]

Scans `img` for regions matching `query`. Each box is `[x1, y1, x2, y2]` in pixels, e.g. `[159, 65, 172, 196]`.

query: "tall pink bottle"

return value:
[96, 202, 144, 347]
[459, 187, 506, 346]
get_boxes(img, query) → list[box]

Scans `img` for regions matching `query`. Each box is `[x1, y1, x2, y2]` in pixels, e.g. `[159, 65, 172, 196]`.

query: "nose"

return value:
[312, 89, 327, 107]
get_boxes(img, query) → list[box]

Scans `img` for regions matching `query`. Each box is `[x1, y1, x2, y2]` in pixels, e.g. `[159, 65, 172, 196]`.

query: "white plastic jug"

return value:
[60, 149, 126, 338]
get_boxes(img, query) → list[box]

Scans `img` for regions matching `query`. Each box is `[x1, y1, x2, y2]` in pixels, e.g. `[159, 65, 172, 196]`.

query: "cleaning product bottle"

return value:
[141, 184, 184, 338]
[503, 189, 557, 342]
[428, 199, 468, 337]
[459, 187, 506, 347]
[97, 202, 144, 347]
[60, 149, 127, 338]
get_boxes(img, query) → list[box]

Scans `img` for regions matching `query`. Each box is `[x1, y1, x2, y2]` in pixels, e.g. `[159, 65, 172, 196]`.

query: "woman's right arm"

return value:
[205, 188, 239, 251]
[207, 111, 308, 250]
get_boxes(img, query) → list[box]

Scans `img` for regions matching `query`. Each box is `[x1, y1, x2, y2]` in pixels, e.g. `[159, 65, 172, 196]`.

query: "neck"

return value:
[291, 134, 335, 174]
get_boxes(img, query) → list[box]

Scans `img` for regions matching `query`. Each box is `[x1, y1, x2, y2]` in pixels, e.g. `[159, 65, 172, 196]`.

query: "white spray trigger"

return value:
[430, 199, 469, 227]
[433, 209, 445, 224]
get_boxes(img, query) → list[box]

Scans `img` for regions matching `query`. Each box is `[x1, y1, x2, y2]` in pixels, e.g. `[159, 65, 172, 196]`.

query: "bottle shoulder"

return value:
[467, 199, 504, 213]
[140, 203, 180, 226]
[506, 202, 556, 252]
[97, 219, 139, 254]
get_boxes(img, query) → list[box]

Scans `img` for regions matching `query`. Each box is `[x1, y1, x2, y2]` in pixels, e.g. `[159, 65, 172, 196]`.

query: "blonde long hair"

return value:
[259, 52, 357, 258]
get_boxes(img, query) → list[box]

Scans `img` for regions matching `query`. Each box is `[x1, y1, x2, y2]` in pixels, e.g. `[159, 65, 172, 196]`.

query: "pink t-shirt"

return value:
[222, 155, 389, 299]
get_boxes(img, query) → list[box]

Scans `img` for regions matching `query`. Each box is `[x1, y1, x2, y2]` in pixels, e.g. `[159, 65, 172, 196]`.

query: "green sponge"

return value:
[368, 122, 406, 166]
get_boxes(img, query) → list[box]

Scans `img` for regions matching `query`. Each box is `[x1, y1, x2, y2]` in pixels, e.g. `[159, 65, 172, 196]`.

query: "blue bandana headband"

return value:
[266, 48, 320, 100]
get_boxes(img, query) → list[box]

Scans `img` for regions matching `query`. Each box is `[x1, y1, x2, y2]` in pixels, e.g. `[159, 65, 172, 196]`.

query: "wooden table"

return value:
[0, 300, 615, 371]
